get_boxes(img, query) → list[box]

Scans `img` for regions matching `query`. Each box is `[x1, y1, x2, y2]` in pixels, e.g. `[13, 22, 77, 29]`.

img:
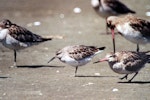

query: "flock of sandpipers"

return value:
[0, 0, 150, 82]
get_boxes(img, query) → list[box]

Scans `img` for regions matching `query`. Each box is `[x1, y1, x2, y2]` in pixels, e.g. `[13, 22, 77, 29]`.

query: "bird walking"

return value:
[0, 19, 52, 67]
[48, 45, 105, 76]
[107, 14, 150, 53]
[94, 51, 150, 82]
[91, 0, 136, 34]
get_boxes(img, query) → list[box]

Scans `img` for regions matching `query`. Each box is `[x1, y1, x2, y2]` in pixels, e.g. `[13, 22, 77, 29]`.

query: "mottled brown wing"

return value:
[106, 0, 135, 14]
[8, 24, 44, 42]
[130, 19, 150, 37]
[68, 45, 98, 60]
[123, 52, 149, 71]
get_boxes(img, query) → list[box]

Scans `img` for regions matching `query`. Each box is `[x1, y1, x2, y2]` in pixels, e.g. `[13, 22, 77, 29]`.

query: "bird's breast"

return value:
[109, 62, 132, 74]
[116, 23, 148, 44]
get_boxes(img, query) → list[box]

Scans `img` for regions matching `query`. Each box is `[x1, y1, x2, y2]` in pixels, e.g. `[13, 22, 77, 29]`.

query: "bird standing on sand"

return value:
[94, 51, 150, 82]
[91, 0, 136, 34]
[107, 14, 150, 53]
[48, 45, 105, 76]
[0, 19, 52, 67]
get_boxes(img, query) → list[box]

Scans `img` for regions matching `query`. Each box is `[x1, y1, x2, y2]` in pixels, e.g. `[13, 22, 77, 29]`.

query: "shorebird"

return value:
[94, 51, 150, 82]
[107, 14, 150, 53]
[91, 0, 136, 34]
[48, 45, 105, 76]
[0, 19, 52, 67]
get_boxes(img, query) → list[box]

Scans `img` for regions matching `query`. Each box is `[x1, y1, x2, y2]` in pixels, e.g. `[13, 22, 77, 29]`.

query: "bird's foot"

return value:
[128, 79, 132, 83]
[120, 74, 128, 80]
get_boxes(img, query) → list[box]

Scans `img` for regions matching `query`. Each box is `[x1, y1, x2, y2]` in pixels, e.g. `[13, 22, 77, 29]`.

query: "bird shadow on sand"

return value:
[17, 65, 65, 68]
[75, 75, 118, 78]
[118, 81, 150, 84]
[0, 76, 10, 79]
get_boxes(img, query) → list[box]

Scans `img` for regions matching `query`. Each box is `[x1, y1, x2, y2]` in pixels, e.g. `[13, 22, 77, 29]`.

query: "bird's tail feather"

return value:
[42, 37, 52, 42]
[95, 47, 106, 55]
[98, 47, 106, 51]
[129, 10, 136, 14]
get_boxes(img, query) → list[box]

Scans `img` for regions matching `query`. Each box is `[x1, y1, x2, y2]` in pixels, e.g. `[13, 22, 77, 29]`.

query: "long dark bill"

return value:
[48, 56, 56, 63]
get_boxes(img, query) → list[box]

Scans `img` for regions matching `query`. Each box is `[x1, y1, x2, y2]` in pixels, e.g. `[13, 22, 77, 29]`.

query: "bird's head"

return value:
[106, 16, 119, 30]
[94, 52, 117, 64]
[0, 19, 12, 29]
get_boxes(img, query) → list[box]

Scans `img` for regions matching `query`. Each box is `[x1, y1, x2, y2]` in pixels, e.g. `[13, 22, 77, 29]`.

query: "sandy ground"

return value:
[0, 0, 150, 100]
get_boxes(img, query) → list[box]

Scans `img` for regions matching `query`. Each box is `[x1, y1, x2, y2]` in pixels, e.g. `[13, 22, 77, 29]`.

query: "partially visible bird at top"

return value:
[91, 0, 136, 34]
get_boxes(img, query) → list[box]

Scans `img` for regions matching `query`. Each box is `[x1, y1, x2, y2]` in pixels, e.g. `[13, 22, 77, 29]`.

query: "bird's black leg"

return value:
[113, 38, 116, 53]
[120, 74, 128, 80]
[13, 50, 17, 67]
[137, 44, 139, 52]
[128, 72, 138, 82]
[75, 66, 78, 77]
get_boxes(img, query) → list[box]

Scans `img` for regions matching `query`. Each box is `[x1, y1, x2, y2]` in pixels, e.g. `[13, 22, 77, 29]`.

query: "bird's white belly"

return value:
[2, 34, 28, 50]
[61, 55, 91, 67]
[117, 23, 149, 44]
[111, 63, 132, 74]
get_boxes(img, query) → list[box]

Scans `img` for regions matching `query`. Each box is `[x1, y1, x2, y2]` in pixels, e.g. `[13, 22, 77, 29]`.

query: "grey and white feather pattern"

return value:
[94, 51, 150, 82]
[48, 45, 105, 76]
[0, 19, 52, 67]
[0, 19, 52, 50]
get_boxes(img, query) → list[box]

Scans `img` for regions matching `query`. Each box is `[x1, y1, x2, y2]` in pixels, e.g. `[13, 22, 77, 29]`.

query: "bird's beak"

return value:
[93, 58, 108, 64]
[47, 56, 56, 63]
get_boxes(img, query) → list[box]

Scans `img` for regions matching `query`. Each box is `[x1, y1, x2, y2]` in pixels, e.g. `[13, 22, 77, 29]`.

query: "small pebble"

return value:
[82, 82, 94, 86]
[31, 83, 35, 86]
[44, 47, 49, 50]
[78, 31, 82, 34]
[73, 7, 82, 13]
[39, 92, 43, 96]
[112, 88, 119, 92]
[146, 12, 150, 16]
[94, 73, 100, 76]
[33, 21, 41, 26]
[3, 93, 6, 96]
[56, 70, 60, 73]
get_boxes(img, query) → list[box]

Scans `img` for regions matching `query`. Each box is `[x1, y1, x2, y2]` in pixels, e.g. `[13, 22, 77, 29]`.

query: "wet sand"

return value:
[0, 0, 150, 100]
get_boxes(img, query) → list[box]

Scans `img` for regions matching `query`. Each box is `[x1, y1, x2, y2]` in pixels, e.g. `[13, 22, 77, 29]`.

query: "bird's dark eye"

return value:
[107, 21, 116, 30]
[5, 21, 11, 27]
[107, 21, 111, 27]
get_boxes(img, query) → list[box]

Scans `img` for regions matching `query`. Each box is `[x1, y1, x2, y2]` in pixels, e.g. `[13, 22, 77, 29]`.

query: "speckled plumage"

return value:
[95, 51, 150, 82]
[91, 0, 135, 17]
[0, 19, 52, 67]
[48, 45, 106, 76]
[91, 0, 135, 34]
[107, 14, 150, 52]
